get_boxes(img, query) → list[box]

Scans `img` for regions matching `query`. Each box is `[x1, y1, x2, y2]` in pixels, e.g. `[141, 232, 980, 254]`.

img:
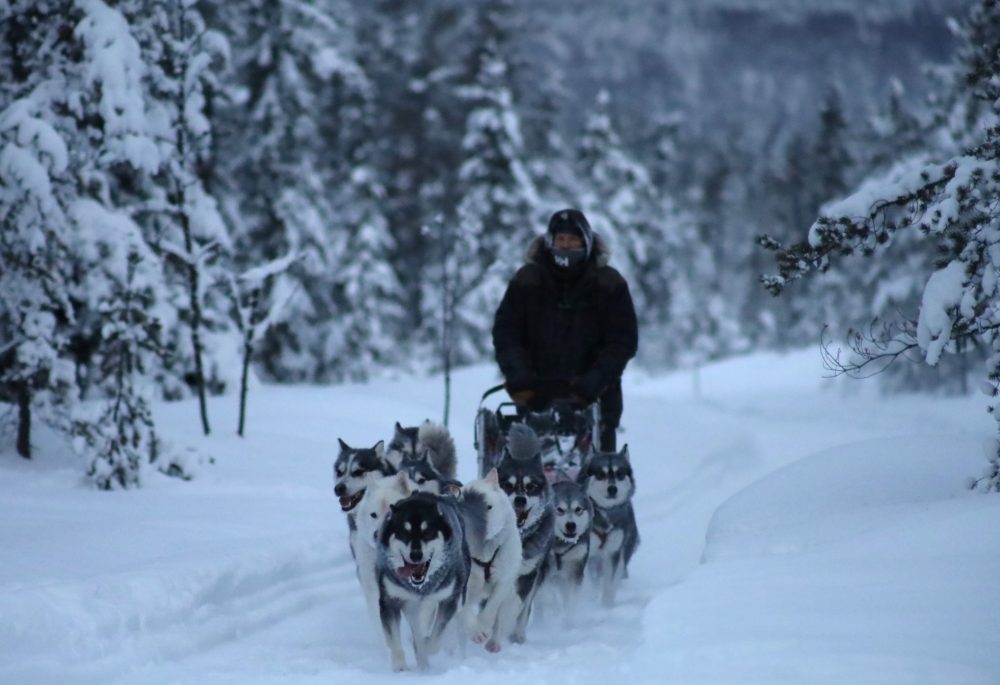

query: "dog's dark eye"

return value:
[417, 478, 426, 485]
[370, 512, 377, 519]
[389, 442, 402, 451]
[616, 469, 629, 479]
[594, 471, 607, 481]
[335, 468, 345, 477]
[351, 469, 364, 478]
[500, 482, 515, 494]
[524, 482, 540, 495]
[487, 505, 493, 510]
[574, 506, 584, 515]
[556, 507, 566, 515]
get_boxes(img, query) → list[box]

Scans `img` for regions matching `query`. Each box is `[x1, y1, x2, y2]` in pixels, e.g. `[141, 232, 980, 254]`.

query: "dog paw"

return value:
[510, 630, 526, 644]
[468, 628, 488, 644]
[485, 639, 502, 653]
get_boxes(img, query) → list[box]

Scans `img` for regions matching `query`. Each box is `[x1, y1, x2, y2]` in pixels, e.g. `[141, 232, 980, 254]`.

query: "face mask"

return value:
[551, 247, 587, 268]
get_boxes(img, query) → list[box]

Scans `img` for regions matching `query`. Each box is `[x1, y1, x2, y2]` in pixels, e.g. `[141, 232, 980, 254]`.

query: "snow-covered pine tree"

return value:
[576, 89, 723, 368]
[1, 0, 89, 460]
[760, 0, 1000, 492]
[0, 89, 75, 459]
[136, 0, 233, 432]
[214, 0, 361, 383]
[438, 5, 538, 367]
[69, 203, 167, 489]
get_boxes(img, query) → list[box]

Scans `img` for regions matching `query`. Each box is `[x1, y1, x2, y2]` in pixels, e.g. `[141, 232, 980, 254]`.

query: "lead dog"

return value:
[334, 439, 395, 550]
[578, 445, 639, 607]
[375, 492, 470, 671]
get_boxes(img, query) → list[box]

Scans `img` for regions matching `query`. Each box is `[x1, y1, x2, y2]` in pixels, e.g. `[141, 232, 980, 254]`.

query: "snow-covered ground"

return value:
[2, 350, 999, 684]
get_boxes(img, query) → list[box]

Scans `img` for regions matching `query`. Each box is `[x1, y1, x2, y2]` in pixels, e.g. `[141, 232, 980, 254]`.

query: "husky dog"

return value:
[547, 480, 594, 614]
[578, 445, 639, 607]
[334, 439, 395, 532]
[385, 421, 457, 481]
[396, 450, 459, 495]
[353, 472, 417, 631]
[495, 423, 554, 643]
[376, 492, 470, 671]
[458, 468, 522, 652]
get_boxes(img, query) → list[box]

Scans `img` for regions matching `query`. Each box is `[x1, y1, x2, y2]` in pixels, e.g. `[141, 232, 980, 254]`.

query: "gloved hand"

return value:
[570, 371, 604, 403]
[505, 373, 536, 405]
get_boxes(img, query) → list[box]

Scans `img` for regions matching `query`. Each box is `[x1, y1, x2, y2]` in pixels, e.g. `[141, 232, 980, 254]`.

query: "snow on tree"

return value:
[437, 10, 539, 367]
[132, 0, 234, 433]
[761, 0, 1000, 492]
[576, 89, 724, 368]
[0, 0, 86, 460]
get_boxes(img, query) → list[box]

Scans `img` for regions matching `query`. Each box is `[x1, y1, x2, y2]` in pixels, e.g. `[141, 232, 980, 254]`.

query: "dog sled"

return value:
[474, 383, 600, 483]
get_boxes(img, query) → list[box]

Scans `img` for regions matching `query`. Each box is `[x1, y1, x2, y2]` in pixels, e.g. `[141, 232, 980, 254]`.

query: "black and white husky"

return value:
[334, 439, 395, 535]
[375, 492, 470, 671]
[458, 468, 522, 652]
[385, 421, 457, 481]
[547, 480, 594, 615]
[578, 445, 640, 607]
[495, 423, 554, 643]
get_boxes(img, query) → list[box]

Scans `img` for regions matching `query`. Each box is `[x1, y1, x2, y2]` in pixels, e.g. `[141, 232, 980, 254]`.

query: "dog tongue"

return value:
[338, 495, 352, 509]
[516, 509, 529, 528]
[397, 561, 429, 580]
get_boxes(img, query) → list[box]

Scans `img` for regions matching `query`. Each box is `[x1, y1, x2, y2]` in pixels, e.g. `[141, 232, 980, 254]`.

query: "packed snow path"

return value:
[2, 351, 999, 684]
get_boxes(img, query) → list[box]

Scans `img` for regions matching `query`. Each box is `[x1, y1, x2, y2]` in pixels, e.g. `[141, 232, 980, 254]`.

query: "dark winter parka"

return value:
[492, 234, 638, 429]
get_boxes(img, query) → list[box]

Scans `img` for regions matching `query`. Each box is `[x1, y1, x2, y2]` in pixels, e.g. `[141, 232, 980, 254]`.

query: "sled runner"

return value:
[474, 384, 600, 483]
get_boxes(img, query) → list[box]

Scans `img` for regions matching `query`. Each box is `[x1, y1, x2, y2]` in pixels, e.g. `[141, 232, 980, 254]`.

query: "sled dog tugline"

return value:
[492, 208, 639, 452]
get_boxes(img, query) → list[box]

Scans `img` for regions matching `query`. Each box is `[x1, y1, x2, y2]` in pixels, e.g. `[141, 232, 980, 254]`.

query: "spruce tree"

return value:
[761, 0, 1000, 491]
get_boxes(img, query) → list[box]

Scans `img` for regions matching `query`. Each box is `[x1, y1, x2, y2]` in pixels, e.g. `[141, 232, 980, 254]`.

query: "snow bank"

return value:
[635, 436, 1000, 684]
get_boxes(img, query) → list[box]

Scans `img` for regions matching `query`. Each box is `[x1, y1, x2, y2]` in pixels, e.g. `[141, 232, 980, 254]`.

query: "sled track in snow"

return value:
[1, 536, 360, 682]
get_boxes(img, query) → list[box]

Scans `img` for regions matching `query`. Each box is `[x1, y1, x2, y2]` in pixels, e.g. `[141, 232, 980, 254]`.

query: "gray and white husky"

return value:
[457, 468, 522, 652]
[376, 492, 470, 671]
[495, 423, 554, 643]
[578, 445, 640, 607]
[547, 480, 594, 615]
[386, 421, 457, 482]
[353, 472, 417, 632]
[334, 439, 395, 535]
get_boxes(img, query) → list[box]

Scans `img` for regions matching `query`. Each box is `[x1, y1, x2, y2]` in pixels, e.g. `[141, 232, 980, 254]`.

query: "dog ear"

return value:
[485, 467, 499, 485]
[394, 421, 404, 433]
[338, 438, 349, 451]
[373, 440, 385, 459]
[619, 444, 630, 462]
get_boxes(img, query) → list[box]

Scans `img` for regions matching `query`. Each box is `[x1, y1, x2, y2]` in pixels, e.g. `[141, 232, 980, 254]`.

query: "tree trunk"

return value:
[16, 383, 30, 459]
[238, 327, 253, 437]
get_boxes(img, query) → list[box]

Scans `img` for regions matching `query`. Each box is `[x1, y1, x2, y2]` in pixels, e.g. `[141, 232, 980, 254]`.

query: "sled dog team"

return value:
[333, 420, 640, 672]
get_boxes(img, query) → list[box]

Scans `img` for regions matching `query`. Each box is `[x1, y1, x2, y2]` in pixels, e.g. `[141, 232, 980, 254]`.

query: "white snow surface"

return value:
[2, 350, 998, 683]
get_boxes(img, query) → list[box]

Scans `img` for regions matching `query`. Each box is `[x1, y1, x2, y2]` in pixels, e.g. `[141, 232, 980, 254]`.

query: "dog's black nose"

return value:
[607, 485, 618, 497]
[334, 483, 346, 496]
[565, 521, 576, 533]
[410, 547, 423, 562]
[514, 495, 527, 509]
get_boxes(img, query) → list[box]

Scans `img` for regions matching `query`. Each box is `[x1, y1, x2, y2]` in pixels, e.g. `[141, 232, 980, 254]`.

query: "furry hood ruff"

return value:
[526, 234, 611, 269]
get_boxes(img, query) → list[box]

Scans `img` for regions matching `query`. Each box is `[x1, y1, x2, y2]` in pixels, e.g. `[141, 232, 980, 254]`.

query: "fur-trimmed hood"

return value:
[525, 234, 611, 268]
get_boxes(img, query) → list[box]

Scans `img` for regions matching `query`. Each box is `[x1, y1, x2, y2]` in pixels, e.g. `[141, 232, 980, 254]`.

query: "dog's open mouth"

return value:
[397, 559, 430, 586]
[515, 508, 531, 528]
[339, 489, 365, 512]
[560, 529, 577, 540]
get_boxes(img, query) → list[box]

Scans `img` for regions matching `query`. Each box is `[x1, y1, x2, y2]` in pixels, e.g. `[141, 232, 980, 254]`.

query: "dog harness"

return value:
[472, 546, 501, 582]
